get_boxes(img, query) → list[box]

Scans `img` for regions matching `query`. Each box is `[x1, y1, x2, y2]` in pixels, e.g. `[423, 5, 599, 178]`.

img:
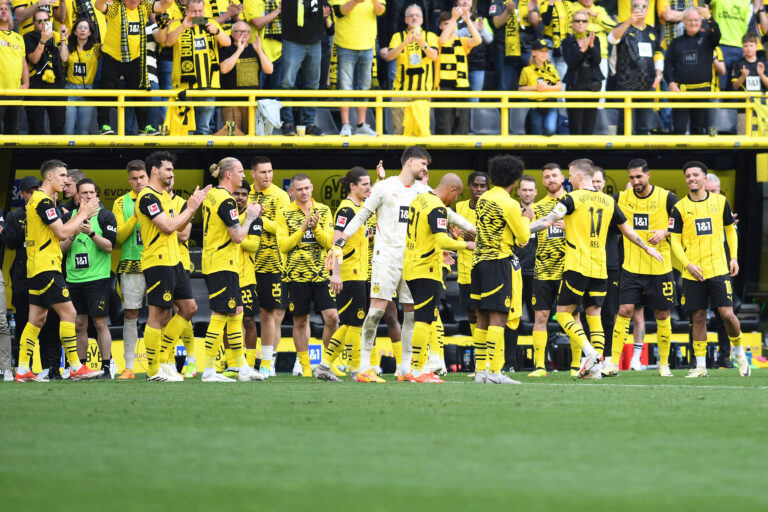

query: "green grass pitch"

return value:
[1, 369, 766, 511]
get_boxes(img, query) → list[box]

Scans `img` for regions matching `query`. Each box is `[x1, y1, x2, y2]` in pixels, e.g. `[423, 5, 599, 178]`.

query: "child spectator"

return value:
[518, 38, 562, 135]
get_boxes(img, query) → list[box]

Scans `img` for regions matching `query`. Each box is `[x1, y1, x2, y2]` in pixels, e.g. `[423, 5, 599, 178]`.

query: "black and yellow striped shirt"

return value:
[473, 186, 531, 266]
[276, 200, 334, 283]
[249, 182, 290, 274]
[532, 195, 566, 280]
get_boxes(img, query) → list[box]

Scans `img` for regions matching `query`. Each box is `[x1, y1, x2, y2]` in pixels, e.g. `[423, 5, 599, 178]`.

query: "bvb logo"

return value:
[62, 288, 69, 298]
[321, 175, 343, 212]
[681, 296, 686, 306]
[357, 310, 365, 319]
[289, 302, 295, 312]
[531, 296, 537, 306]
[228, 299, 236, 309]
[163, 292, 172, 302]
[505, 297, 511, 308]
[372, 284, 381, 294]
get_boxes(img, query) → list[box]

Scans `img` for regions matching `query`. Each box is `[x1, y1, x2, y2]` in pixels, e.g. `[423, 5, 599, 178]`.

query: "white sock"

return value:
[187, 355, 196, 364]
[581, 341, 597, 358]
[71, 362, 82, 372]
[360, 308, 384, 372]
[632, 343, 642, 362]
[696, 355, 706, 368]
[400, 311, 414, 373]
[123, 317, 138, 371]
[733, 345, 745, 356]
[261, 345, 274, 364]
[603, 356, 612, 364]
[202, 367, 215, 377]
[17, 365, 28, 374]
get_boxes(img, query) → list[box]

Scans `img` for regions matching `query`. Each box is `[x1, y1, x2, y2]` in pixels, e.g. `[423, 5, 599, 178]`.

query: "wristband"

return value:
[334, 238, 346, 248]
[88, 231, 96, 238]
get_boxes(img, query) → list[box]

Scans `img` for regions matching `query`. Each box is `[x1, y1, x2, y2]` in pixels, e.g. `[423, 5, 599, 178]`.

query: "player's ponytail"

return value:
[341, 166, 369, 195]
[210, 157, 241, 180]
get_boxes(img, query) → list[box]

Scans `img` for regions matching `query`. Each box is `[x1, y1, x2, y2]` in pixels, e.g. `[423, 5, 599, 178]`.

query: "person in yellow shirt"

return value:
[63, 17, 100, 134]
[94, 0, 172, 135]
[277, 174, 337, 377]
[518, 37, 562, 135]
[668, 160, 749, 378]
[233, 184, 262, 371]
[164, 0, 230, 134]
[331, 0, 385, 136]
[0, 0, 30, 135]
[13, 0, 66, 36]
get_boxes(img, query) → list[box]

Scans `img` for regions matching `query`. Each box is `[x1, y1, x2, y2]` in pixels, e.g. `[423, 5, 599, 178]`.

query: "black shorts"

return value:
[469, 259, 512, 313]
[256, 272, 286, 311]
[337, 280, 367, 327]
[241, 284, 259, 317]
[619, 270, 676, 310]
[288, 281, 336, 316]
[407, 278, 442, 324]
[458, 283, 471, 311]
[681, 275, 733, 311]
[532, 279, 559, 311]
[144, 263, 194, 308]
[556, 270, 607, 309]
[29, 271, 71, 307]
[205, 271, 242, 314]
[69, 279, 110, 317]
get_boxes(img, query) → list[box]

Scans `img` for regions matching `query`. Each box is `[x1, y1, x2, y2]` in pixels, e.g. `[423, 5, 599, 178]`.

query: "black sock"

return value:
[357, 123, 364, 128]
[79, 358, 87, 365]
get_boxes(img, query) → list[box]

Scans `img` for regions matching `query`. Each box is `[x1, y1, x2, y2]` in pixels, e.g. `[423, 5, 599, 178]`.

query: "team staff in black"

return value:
[664, 6, 720, 135]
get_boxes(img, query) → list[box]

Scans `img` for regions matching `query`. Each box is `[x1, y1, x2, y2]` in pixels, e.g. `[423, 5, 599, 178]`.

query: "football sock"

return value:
[586, 315, 604, 356]
[60, 321, 80, 367]
[123, 317, 138, 371]
[246, 349, 258, 368]
[488, 325, 505, 373]
[411, 321, 429, 376]
[261, 345, 274, 370]
[360, 308, 384, 372]
[17, 323, 41, 372]
[322, 325, 346, 368]
[144, 325, 162, 376]
[159, 314, 187, 365]
[297, 350, 311, 374]
[225, 349, 237, 368]
[226, 313, 247, 367]
[632, 341, 643, 363]
[473, 327, 487, 372]
[180, 320, 195, 361]
[391, 341, 402, 367]
[532, 330, 547, 370]
[432, 315, 444, 358]
[657, 316, 672, 366]
[730, 334, 744, 356]
[346, 326, 362, 372]
[557, 311, 594, 359]
[370, 344, 381, 368]
[611, 315, 631, 363]
[693, 341, 707, 367]
[401, 311, 415, 373]
[204, 314, 228, 370]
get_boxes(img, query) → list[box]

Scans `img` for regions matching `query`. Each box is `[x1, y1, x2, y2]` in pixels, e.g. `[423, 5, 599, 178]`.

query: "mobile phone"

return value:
[191, 16, 208, 25]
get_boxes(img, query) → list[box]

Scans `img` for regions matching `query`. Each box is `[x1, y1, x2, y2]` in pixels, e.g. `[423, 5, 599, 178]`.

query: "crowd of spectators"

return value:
[0, 0, 767, 136]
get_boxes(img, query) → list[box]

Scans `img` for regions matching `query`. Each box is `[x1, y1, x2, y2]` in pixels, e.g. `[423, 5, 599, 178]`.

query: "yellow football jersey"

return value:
[532, 195, 566, 280]
[668, 192, 735, 280]
[454, 199, 477, 285]
[472, 186, 531, 266]
[249, 182, 290, 274]
[169, 194, 191, 272]
[137, 186, 181, 269]
[616, 186, 677, 276]
[334, 198, 369, 282]
[25, 190, 64, 277]
[202, 187, 241, 275]
[276, 200, 334, 283]
[237, 212, 262, 286]
[552, 189, 627, 279]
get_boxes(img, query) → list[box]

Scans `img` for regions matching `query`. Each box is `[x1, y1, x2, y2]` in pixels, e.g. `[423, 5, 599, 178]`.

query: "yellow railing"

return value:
[0, 88, 765, 147]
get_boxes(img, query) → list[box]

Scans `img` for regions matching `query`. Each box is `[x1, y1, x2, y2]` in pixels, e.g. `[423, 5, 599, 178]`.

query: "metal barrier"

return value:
[0, 88, 764, 147]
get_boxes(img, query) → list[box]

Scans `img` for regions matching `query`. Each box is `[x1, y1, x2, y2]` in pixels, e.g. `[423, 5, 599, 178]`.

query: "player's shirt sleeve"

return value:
[35, 197, 60, 225]
[723, 199, 735, 226]
[553, 194, 574, 217]
[99, 209, 118, 245]
[138, 192, 164, 219]
[251, 217, 263, 236]
[334, 206, 356, 231]
[361, 182, 385, 213]
[611, 202, 628, 226]
[217, 197, 240, 227]
[427, 205, 449, 234]
[666, 192, 678, 215]
[668, 205, 683, 234]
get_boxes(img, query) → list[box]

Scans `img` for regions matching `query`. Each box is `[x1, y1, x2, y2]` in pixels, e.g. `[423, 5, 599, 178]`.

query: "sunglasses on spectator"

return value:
[35, 18, 50, 23]
[573, 18, 588, 22]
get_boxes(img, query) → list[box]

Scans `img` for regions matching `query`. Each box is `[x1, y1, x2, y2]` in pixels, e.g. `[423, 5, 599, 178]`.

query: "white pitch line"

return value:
[441, 381, 768, 390]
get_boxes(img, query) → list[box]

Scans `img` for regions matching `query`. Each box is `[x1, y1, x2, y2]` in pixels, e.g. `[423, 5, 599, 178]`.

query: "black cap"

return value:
[19, 176, 40, 191]
[531, 38, 550, 51]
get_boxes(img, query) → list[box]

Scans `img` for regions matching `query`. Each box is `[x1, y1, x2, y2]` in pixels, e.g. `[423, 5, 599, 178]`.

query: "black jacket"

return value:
[562, 34, 603, 91]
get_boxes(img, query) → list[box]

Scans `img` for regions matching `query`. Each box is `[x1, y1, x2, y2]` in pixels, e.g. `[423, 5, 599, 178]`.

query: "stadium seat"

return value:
[508, 107, 529, 135]
[593, 108, 619, 135]
[314, 108, 339, 135]
[469, 108, 501, 135]
[711, 108, 737, 135]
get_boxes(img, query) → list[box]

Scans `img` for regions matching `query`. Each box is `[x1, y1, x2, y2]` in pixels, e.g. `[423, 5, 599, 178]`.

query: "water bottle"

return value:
[463, 349, 471, 371]
[8, 314, 15, 340]
[746, 347, 753, 365]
